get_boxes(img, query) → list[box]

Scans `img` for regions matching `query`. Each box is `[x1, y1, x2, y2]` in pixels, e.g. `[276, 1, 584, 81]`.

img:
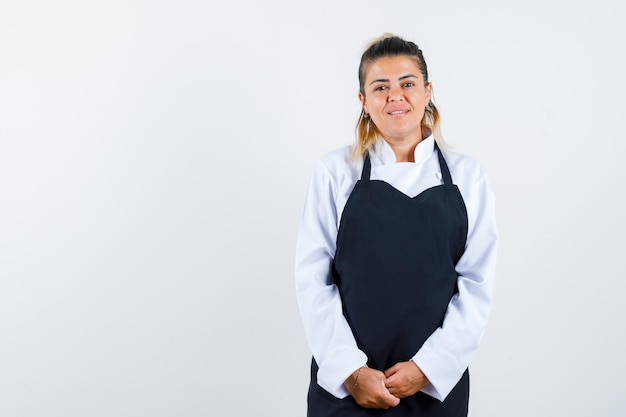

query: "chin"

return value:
[386, 128, 421, 140]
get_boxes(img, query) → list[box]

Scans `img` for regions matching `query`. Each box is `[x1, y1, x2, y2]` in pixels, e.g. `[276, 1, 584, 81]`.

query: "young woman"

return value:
[295, 34, 498, 416]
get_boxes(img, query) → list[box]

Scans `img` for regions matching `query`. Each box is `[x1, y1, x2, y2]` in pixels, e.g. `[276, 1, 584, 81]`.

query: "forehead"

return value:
[364, 55, 423, 82]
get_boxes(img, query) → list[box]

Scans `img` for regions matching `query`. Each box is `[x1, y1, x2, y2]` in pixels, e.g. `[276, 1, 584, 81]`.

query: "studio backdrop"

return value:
[1, 1, 624, 416]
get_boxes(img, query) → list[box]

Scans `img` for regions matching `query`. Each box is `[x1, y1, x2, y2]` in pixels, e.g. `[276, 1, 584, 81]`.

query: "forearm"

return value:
[411, 272, 494, 400]
[296, 272, 368, 397]
[295, 159, 368, 398]
[413, 169, 498, 401]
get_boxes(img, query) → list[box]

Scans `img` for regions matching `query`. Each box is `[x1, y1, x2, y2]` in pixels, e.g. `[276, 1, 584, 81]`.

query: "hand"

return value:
[344, 367, 400, 409]
[384, 361, 429, 398]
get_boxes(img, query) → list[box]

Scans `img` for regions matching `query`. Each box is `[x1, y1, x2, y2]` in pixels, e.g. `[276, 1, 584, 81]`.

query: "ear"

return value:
[358, 91, 367, 114]
[425, 83, 432, 103]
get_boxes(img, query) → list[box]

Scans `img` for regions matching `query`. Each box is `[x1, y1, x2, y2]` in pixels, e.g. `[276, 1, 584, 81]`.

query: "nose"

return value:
[387, 84, 404, 102]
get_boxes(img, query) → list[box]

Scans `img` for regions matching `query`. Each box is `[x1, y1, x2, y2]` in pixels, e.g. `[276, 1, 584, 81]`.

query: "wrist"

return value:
[344, 366, 364, 393]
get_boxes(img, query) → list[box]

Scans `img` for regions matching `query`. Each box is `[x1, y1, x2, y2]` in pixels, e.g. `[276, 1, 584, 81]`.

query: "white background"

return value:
[1, 1, 625, 416]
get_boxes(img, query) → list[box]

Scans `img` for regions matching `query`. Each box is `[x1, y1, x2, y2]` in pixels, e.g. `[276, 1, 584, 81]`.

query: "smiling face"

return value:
[359, 55, 432, 144]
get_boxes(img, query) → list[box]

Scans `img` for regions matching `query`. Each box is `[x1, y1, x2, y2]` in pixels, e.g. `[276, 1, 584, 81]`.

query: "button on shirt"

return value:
[295, 135, 498, 401]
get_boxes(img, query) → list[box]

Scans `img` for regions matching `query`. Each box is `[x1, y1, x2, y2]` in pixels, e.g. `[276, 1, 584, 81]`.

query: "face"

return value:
[359, 55, 432, 143]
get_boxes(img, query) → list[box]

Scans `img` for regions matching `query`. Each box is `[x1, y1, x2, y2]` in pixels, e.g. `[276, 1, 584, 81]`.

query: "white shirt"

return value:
[295, 134, 498, 402]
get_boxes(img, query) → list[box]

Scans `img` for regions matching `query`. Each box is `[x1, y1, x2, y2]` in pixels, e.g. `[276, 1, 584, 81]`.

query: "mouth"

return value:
[387, 109, 409, 116]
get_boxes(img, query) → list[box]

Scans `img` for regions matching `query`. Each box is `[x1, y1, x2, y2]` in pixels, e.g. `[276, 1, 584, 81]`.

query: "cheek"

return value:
[370, 96, 386, 110]
[411, 92, 428, 107]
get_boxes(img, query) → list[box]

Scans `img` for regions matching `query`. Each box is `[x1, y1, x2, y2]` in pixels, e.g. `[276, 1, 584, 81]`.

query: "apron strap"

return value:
[435, 143, 454, 187]
[361, 153, 372, 181]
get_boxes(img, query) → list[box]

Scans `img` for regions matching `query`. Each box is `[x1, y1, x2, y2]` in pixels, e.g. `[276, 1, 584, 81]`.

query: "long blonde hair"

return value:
[352, 34, 444, 159]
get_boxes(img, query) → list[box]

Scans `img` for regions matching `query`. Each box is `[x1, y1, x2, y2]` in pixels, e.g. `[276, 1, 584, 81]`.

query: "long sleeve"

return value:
[294, 158, 368, 399]
[412, 160, 498, 401]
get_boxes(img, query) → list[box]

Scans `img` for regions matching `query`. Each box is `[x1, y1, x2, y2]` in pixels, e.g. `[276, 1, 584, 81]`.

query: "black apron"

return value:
[308, 145, 470, 416]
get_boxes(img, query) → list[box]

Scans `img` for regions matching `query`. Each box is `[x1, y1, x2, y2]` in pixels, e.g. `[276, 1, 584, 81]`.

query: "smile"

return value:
[388, 110, 408, 115]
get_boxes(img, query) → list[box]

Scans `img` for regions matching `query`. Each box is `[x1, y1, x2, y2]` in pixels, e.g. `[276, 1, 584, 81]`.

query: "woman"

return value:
[295, 34, 498, 416]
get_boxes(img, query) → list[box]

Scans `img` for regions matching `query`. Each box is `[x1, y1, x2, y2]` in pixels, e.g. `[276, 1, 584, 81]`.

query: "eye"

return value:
[374, 85, 387, 92]
[403, 82, 415, 88]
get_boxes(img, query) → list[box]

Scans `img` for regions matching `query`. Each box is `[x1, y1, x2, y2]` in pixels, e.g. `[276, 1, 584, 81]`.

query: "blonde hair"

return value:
[352, 34, 444, 159]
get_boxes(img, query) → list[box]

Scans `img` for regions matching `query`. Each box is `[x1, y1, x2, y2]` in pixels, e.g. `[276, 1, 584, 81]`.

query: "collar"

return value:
[371, 134, 436, 166]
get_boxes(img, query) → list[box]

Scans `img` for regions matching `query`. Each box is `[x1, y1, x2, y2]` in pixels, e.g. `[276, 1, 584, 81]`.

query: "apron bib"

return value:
[308, 145, 469, 417]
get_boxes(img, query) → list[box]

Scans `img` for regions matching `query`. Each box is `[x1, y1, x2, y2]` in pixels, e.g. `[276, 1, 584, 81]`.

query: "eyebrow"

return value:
[369, 74, 419, 85]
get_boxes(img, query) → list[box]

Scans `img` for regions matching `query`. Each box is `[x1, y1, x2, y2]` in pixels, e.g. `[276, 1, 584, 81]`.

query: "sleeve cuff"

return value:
[412, 347, 464, 402]
[316, 348, 368, 399]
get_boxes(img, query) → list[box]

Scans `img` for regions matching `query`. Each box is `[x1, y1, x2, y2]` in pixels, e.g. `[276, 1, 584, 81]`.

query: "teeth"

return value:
[389, 110, 405, 115]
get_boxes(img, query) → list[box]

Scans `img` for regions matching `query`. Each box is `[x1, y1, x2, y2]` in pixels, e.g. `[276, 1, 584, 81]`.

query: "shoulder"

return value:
[319, 145, 360, 171]
[304, 145, 363, 201]
[439, 147, 488, 183]
[314, 145, 362, 181]
[439, 146, 493, 202]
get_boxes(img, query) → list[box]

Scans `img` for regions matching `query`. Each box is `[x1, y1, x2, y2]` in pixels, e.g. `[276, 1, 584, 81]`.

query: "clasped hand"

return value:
[344, 361, 429, 409]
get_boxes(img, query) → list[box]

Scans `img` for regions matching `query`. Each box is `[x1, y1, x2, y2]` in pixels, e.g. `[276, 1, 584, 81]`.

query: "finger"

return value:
[389, 384, 410, 399]
[383, 391, 401, 406]
[384, 372, 400, 387]
[386, 378, 410, 397]
[384, 365, 398, 378]
[386, 385, 402, 398]
[379, 379, 401, 405]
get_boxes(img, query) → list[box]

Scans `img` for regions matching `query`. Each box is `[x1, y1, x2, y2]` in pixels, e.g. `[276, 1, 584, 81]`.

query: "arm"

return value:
[399, 165, 498, 401]
[295, 159, 368, 398]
